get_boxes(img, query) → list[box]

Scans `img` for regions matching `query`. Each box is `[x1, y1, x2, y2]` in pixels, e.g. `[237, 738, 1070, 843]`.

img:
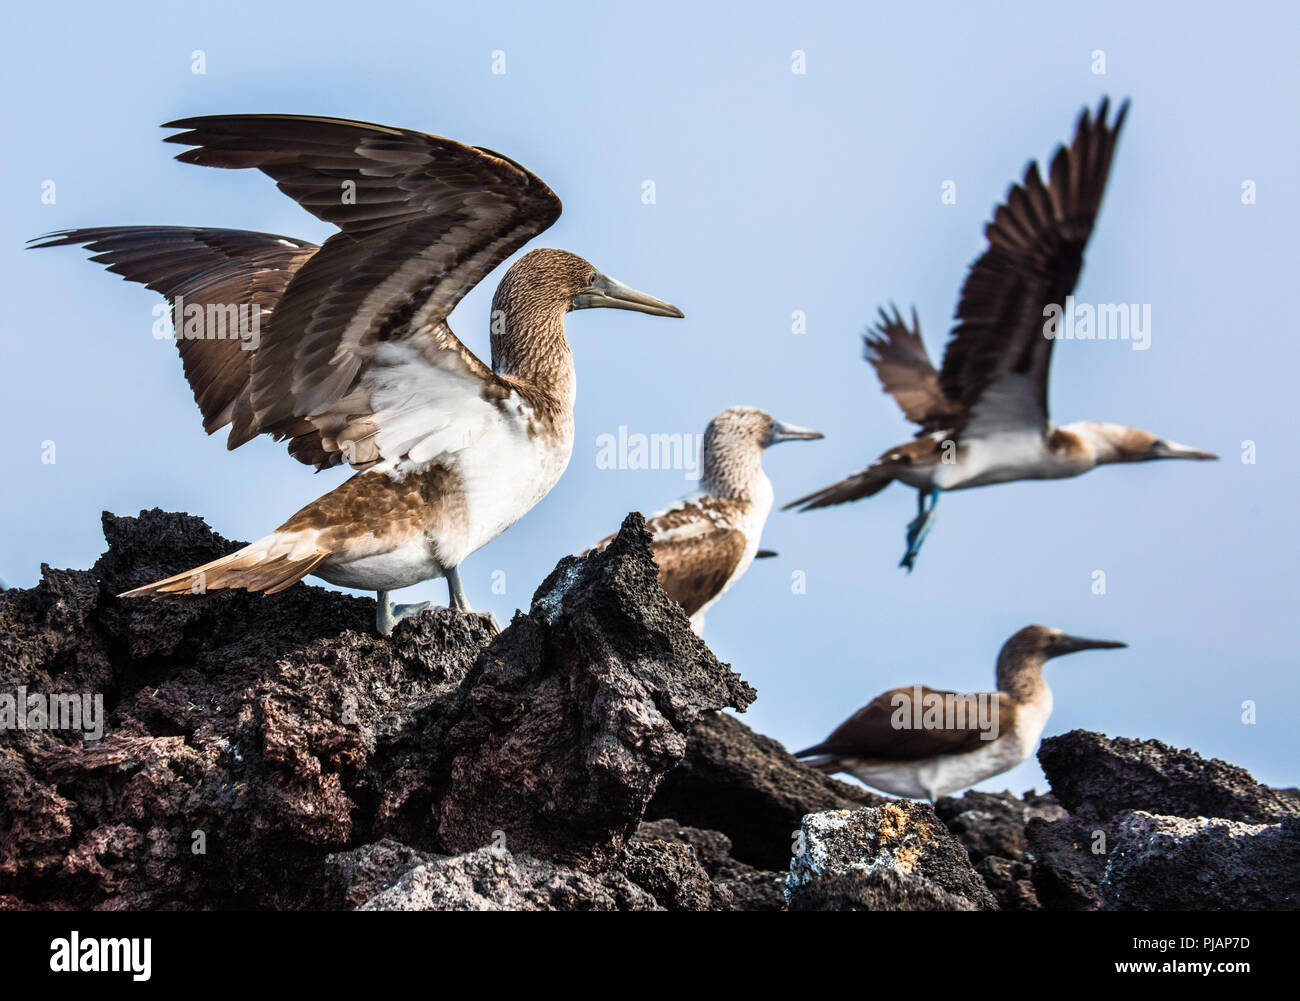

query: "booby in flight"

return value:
[32, 114, 683, 634]
[784, 99, 1216, 569]
[585, 407, 821, 634]
[795, 625, 1125, 800]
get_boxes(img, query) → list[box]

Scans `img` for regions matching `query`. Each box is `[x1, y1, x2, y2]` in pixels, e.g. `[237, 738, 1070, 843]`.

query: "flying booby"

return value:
[32, 114, 684, 634]
[795, 625, 1125, 800]
[585, 407, 822, 634]
[784, 99, 1216, 569]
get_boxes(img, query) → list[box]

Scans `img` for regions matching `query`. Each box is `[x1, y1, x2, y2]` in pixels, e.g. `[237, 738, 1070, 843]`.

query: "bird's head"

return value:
[1064, 421, 1218, 465]
[702, 407, 823, 498]
[495, 248, 683, 320]
[1009, 625, 1128, 662]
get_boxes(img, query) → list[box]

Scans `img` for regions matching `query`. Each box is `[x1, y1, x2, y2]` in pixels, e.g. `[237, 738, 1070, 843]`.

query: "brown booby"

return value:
[585, 407, 822, 634]
[784, 99, 1216, 569]
[32, 115, 683, 634]
[795, 625, 1125, 800]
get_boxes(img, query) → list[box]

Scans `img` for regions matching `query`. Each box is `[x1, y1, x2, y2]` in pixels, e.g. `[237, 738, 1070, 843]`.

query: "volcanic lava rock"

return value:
[1026, 731, 1300, 911]
[1039, 730, 1298, 824]
[359, 847, 657, 911]
[786, 803, 997, 911]
[645, 711, 878, 871]
[0, 509, 752, 909]
[1099, 812, 1300, 910]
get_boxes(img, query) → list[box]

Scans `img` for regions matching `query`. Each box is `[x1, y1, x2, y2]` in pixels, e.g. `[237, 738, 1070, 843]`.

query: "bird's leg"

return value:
[900, 488, 941, 572]
[376, 587, 433, 636]
[376, 589, 395, 636]
[446, 565, 498, 634]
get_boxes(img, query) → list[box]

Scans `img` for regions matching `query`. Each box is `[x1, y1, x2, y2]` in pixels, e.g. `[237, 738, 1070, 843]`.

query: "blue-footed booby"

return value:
[586, 407, 821, 634]
[784, 99, 1216, 569]
[795, 625, 1125, 800]
[32, 114, 683, 634]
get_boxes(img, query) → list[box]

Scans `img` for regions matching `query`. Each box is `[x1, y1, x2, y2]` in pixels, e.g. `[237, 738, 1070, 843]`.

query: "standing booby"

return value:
[32, 114, 683, 634]
[585, 407, 822, 634]
[795, 625, 1125, 800]
[784, 99, 1216, 569]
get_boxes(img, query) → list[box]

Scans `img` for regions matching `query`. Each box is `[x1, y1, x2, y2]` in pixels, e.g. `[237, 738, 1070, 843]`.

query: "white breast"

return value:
[934, 430, 1082, 490]
[685, 472, 773, 632]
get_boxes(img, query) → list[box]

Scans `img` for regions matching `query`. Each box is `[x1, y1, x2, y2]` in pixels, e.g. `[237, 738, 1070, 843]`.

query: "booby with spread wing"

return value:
[32, 115, 683, 634]
[795, 625, 1125, 800]
[585, 407, 821, 634]
[784, 99, 1215, 569]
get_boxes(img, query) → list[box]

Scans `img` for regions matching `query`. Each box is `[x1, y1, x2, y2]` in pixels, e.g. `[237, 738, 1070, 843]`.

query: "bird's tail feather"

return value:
[782, 468, 893, 511]
[118, 532, 328, 598]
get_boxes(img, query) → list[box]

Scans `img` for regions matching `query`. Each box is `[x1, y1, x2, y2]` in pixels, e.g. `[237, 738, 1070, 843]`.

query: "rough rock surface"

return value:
[786, 803, 997, 911]
[2, 510, 1295, 912]
[1100, 812, 1300, 911]
[645, 711, 878, 871]
[0, 509, 750, 908]
[360, 848, 657, 911]
[1039, 730, 1298, 824]
[1027, 731, 1299, 911]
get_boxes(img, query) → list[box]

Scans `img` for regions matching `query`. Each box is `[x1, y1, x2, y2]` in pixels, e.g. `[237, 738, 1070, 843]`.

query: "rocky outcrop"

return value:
[1027, 731, 1300, 911]
[2, 511, 1295, 911]
[0, 509, 751, 909]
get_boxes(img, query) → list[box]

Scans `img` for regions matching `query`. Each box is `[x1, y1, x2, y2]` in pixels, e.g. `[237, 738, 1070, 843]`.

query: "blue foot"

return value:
[898, 490, 940, 572]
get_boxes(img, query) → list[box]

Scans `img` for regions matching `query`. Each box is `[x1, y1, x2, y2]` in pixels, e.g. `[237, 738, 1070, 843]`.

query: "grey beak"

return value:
[1149, 440, 1218, 461]
[573, 272, 684, 318]
[767, 419, 824, 447]
[1052, 634, 1127, 658]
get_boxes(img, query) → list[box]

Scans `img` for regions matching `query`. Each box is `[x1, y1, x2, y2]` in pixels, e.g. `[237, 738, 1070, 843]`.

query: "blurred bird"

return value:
[785, 99, 1216, 569]
[32, 114, 683, 634]
[586, 407, 821, 634]
[795, 625, 1126, 800]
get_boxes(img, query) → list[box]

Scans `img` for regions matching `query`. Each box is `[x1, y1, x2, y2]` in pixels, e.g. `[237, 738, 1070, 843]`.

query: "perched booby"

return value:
[585, 407, 821, 634]
[795, 625, 1125, 800]
[784, 99, 1216, 569]
[32, 115, 683, 634]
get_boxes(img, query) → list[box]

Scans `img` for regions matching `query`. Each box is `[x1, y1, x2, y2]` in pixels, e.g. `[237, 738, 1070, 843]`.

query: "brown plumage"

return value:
[586, 407, 821, 633]
[795, 625, 1126, 799]
[39, 114, 684, 633]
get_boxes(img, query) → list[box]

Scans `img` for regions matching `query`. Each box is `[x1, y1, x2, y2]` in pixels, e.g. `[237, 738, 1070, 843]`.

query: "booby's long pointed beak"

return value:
[573, 273, 684, 318]
[1051, 634, 1127, 658]
[1149, 439, 1218, 461]
[767, 419, 825, 446]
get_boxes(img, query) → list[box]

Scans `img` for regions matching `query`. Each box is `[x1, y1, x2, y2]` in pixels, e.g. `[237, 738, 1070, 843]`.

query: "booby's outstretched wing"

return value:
[587, 500, 748, 617]
[796, 686, 1016, 762]
[27, 226, 317, 434]
[863, 305, 964, 435]
[38, 115, 564, 471]
[938, 98, 1128, 438]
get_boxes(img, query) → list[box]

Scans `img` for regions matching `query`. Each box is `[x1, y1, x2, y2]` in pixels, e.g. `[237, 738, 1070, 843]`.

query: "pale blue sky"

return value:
[4, 1, 1296, 793]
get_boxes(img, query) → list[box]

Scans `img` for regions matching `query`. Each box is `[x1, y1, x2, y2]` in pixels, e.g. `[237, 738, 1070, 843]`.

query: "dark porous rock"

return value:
[787, 803, 997, 911]
[630, 818, 786, 911]
[359, 847, 658, 911]
[645, 712, 878, 872]
[1039, 730, 1298, 824]
[789, 866, 979, 911]
[1025, 815, 1114, 911]
[323, 839, 441, 910]
[975, 856, 1041, 910]
[621, 838, 731, 911]
[1, 510, 490, 910]
[430, 513, 755, 870]
[1025, 731, 1299, 911]
[934, 789, 1066, 866]
[1100, 812, 1300, 911]
[0, 509, 750, 909]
